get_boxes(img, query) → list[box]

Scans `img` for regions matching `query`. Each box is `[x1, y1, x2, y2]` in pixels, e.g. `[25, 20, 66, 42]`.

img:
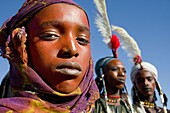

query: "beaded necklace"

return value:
[140, 101, 155, 108]
[107, 95, 121, 104]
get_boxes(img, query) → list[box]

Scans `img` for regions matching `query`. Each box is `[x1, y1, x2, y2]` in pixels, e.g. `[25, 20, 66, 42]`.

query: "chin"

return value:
[56, 89, 73, 94]
[116, 85, 124, 90]
[143, 92, 154, 97]
[54, 87, 75, 94]
[54, 81, 79, 94]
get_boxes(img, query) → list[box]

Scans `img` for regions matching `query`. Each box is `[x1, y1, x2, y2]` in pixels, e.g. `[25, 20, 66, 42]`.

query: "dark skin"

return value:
[134, 70, 156, 103]
[26, 3, 91, 94]
[103, 59, 126, 98]
[133, 70, 170, 113]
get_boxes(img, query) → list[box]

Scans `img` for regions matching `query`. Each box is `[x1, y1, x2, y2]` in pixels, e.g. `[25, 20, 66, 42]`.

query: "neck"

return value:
[138, 93, 155, 103]
[106, 87, 120, 96]
[106, 90, 121, 105]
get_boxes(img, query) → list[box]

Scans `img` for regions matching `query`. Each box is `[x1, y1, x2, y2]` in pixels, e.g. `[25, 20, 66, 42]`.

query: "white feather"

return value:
[157, 81, 168, 113]
[93, 0, 112, 46]
[111, 25, 141, 61]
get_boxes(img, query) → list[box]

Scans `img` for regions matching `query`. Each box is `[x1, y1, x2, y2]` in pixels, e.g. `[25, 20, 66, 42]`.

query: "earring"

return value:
[89, 59, 93, 64]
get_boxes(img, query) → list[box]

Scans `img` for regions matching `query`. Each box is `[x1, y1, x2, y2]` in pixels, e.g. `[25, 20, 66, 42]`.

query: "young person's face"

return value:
[27, 3, 91, 94]
[134, 70, 156, 97]
[104, 59, 126, 90]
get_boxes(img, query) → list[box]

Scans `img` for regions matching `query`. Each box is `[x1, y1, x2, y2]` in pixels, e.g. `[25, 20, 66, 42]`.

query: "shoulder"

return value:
[0, 73, 13, 98]
[95, 98, 106, 107]
[120, 93, 129, 101]
[156, 106, 170, 113]
[120, 93, 138, 113]
[94, 98, 107, 113]
[0, 97, 27, 112]
[120, 93, 131, 106]
[132, 103, 146, 113]
[167, 109, 170, 113]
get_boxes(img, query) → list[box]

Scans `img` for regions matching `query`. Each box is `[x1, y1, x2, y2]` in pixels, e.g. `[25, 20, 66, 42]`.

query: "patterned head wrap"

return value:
[0, 0, 88, 53]
[0, 0, 99, 112]
[130, 61, 158, 82]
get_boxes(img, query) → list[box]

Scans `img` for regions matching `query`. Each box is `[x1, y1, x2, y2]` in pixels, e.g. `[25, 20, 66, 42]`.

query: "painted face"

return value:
[26, 3, 91, 94]
[103, 59, 126, 90]
[134, 70, 156, 97]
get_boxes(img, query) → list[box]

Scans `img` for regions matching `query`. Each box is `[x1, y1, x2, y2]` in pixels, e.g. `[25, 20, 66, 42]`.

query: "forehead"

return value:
[29, 3, 89, 28]
[135, 70, 154, 79]
[106, 59, 124, 67]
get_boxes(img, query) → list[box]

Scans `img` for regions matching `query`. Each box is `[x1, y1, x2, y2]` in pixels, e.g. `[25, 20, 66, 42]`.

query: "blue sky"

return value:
[0, 0, 170, 109]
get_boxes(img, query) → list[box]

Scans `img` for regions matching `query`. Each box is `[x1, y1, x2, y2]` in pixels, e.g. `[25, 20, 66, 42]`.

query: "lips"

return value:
[144, 87, 152, 92]
[55, 62, 82, 76]
[117, 78, 125, 83]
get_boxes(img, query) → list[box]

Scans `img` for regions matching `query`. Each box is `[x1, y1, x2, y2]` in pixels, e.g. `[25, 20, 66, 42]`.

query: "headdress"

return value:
[131, 62, 158, 82]
[0, 1, 99, 112]
[93, 0, 134, 112]
[111, 25, 168, 113]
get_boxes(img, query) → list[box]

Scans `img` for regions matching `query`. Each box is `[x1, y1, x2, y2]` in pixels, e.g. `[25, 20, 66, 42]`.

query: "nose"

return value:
[144, 79, 149, 86]
[58, 36, 79, 58]
[118, 69, 125, 77]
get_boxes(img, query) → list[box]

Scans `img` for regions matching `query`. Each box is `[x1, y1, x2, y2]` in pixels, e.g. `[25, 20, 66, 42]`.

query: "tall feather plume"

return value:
[111, 25, 142, 63]
[93, 0, 112, 46]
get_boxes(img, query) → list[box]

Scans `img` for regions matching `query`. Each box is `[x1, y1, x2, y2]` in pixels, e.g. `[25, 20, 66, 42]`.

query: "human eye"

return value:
[123, 68, 126, 73]
[39, 31, 60, 40]
[137, 78, 143, 83]
[76, 35, 90, 46]
[147, 77, 153, 82]
[111, 67, 118, 71]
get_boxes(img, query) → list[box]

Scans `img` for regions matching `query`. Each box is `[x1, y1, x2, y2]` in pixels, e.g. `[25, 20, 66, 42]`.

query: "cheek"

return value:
[135, 83, 143, 91]
[80, 45, 91, 56]
[151, 82, 156, 91]
[109, 71, 117, 79]
[106, 72, 117, 82]
[28, 41, 57, 70]
[124, 75, 127, 79]
[78, 45, 91, 67]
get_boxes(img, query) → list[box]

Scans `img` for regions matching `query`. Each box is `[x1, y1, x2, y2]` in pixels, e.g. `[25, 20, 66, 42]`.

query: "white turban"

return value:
[130, 62, 158, 82]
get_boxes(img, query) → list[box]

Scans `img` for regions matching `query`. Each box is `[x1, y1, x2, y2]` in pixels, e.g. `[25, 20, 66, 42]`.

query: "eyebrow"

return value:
[78, 24, 90, 33]
[40, 21, 63, 30]
[40, 21, 90, 33]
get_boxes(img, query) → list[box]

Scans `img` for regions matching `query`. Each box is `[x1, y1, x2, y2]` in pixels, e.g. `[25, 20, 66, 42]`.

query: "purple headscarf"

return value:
[0, 0, 88, 50]
[0, 0, 99, 112]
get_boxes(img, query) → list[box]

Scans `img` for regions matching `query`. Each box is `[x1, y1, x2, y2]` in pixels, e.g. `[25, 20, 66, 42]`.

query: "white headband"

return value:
[130, 62, 158, 82]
